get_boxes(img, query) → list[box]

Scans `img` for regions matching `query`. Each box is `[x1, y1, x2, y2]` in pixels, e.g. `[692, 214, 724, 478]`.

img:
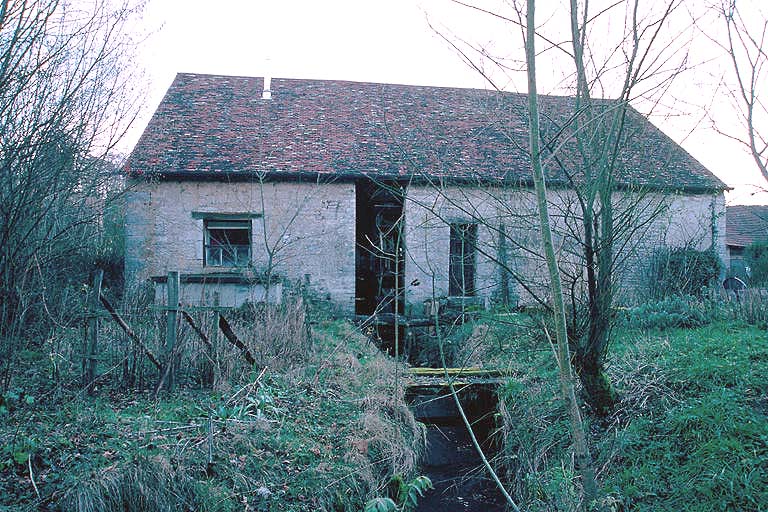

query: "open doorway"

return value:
[355, 180, 405, 317]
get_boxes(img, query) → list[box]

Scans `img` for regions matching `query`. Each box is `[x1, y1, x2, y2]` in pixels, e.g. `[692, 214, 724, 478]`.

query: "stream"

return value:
[407, 383, 507, 511]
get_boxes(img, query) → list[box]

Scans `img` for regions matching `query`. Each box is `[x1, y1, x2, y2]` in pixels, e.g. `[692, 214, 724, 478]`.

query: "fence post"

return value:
[209, 292, 220, 387]
[165, 271, 180, 391]
[84, 269, 103, 393]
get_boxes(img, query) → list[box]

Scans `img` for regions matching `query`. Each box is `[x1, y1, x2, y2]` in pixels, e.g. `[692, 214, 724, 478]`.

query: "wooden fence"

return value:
[82, 270, 263, 395]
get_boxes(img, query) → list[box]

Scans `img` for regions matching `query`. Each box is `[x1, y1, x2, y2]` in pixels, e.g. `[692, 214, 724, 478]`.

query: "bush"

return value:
[649, 247, 722, 298]
[745, 239, 768, 285]
[623, 295, 712, 330]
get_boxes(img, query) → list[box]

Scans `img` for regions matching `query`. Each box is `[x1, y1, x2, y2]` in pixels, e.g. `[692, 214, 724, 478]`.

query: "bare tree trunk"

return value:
[525, 0, 599, 506]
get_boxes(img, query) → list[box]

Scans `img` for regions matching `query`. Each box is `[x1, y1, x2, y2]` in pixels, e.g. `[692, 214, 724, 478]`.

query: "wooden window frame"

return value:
[203, 218, 252, 267]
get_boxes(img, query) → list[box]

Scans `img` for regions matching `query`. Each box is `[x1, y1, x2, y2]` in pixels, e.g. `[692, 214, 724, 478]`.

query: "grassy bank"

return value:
[496, 318, 768, 511]
[0, 321, 422, 511]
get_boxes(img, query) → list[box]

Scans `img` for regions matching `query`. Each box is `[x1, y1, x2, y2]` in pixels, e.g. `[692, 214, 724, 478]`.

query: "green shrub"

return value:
[649, 247, 722, 298]
[623, 295, 711, 330]
[745, 239, 768, 285]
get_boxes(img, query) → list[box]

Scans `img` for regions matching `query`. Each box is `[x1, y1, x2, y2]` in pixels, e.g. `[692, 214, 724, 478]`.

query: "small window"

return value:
[204, 219, 251, 267]
[449, 223, 477, 296]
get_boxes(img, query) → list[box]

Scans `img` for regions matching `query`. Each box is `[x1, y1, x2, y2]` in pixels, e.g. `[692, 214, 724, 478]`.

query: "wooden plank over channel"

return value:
[409, 367, 512, 378]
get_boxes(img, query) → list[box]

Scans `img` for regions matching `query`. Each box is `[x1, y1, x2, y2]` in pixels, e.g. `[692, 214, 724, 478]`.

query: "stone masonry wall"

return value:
[125, 179, 356, 310]
[125, 178, 725, 314]
[403, 184, 727, 311]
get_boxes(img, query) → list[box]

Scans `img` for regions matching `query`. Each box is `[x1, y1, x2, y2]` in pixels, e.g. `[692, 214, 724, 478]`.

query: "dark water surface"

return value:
[416, 424, 506, 511]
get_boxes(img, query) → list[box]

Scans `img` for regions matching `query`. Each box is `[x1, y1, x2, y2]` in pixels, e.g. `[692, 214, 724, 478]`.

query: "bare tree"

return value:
[717, 0, 768, 183]
[426, 0, 695, 415]
[0, 0, 142, 387]
[524, 0, 599, 504]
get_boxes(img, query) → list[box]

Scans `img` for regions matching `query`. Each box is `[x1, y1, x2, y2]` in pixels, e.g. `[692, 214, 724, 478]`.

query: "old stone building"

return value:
[725, 205, 768, 280]
[125, 73, 727, 312]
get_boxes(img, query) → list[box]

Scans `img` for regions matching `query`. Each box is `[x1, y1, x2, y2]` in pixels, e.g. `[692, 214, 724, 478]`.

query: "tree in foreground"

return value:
[431, 0, 693, 415]
[523, 0, 599, 504]
[0, 0, 142, 386]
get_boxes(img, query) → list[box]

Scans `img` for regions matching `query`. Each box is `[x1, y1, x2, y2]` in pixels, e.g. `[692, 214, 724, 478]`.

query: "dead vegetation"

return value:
[0, 296, 423, 512]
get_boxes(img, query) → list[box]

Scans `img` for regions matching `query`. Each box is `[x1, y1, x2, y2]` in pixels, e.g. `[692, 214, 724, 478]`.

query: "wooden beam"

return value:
[164, 271, 180, 391]
[353, 313, 435, 327]
[83, 270, 103, 393]
[218, 314, 256, 366]
[408, 367, 511, 378]
[99, 294, 162, 371]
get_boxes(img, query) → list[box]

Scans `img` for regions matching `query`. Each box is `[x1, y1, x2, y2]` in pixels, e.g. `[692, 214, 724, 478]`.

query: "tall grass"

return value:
[493, 312, 768, 511]
[1, 298, 423, 511]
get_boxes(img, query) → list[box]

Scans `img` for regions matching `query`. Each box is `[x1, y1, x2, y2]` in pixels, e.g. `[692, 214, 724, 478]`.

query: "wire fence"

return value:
[77, 271, 312, 394]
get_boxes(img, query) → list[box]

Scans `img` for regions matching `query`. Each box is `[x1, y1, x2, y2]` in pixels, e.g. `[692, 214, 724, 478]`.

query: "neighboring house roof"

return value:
[127, 73, 727, 192]
[726, 205, 768, 248]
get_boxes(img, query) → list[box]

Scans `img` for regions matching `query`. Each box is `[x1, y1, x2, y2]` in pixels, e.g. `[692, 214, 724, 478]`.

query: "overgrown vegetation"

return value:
[0, 315, 423, 511]
[450, 300, 768, 511]
[649, 247, 722, 298]
[602, 322, 768, 510]
[745, 239, 768, 285]
[0, 0, 141, 386]
[623, 295, 712, 330]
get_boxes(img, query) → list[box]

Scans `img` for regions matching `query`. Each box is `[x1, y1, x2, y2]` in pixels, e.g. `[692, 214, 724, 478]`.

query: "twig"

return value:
[207, 406, 214, 468]
[140, 424, 202, 435]
[28, 453, 40, 499]
[226, 366, 267, 406]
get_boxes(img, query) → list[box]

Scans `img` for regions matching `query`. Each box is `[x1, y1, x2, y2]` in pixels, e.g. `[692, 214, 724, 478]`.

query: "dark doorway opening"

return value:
[355, 180, 405, 317]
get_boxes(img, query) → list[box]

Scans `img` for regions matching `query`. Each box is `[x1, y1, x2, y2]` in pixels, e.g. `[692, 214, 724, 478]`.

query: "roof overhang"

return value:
[127, 169, 729, 195]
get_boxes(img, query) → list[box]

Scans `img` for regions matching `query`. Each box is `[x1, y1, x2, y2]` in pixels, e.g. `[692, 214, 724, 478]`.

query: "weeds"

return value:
[0, 308, 422, 511]
[622, 295, 712, 330]
[484, 311, 768, 511]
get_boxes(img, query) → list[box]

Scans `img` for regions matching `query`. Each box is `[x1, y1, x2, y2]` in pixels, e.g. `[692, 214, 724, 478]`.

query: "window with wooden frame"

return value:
[449, 223, 477, 296]
[204, 219, 252, 267]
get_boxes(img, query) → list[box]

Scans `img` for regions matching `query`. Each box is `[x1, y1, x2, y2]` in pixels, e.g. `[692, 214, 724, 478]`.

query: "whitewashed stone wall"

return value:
[125, 179, 356, 310]
[403, 184, 727, 311]
[125, 178, 725, 314]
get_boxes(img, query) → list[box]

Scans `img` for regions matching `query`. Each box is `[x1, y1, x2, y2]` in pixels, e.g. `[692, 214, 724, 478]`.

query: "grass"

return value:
[4, 295, 766, 511]
[482, 311, 768, 511]
[0, 320, 423, 512]
[602, 322, 768, 511]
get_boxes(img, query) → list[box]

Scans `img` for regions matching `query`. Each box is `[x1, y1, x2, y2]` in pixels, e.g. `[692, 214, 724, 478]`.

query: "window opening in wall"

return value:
[204, 219, 251, 267]
[449, 223, 477, 296]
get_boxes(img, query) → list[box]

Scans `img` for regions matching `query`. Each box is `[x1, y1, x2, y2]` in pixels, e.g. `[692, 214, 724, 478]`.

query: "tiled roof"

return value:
[127, 73, 727, 192]
[726, 205, 768, 247]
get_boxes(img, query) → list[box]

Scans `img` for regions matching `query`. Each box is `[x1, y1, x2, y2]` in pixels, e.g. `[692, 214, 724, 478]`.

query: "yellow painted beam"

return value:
[408, 367, 511, 378]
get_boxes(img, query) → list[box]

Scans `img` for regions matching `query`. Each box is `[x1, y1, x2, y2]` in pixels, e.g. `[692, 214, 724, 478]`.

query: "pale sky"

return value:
[127, 0, 768, 205]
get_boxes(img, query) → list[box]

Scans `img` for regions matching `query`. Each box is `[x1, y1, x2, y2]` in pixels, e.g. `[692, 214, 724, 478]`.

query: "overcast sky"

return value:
[127, 0, 768, 205]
